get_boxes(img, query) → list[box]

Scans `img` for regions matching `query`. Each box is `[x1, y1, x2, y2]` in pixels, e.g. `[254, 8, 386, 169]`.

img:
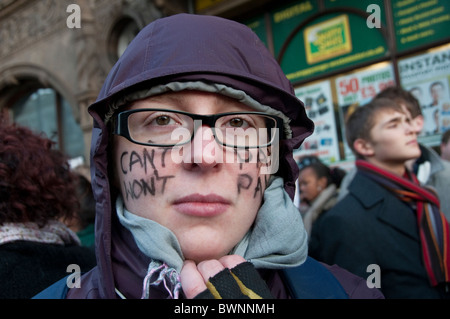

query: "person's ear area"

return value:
[353, 138, 375, 158]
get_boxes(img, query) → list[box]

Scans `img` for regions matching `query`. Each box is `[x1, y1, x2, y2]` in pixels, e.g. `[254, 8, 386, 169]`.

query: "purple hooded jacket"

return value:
[64, 14, 382, 299]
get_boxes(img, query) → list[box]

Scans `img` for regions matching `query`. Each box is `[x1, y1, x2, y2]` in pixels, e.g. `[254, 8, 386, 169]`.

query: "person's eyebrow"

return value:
[128, 94, 185, 110]
[144, 94, 183, 105]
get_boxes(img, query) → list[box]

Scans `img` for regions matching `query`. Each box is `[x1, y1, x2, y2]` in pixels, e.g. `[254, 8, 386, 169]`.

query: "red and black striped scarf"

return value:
[356, 159, 450, 287]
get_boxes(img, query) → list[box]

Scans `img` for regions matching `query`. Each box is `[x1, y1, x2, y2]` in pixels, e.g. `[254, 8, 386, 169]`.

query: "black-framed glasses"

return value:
[113, 109, 283, 149]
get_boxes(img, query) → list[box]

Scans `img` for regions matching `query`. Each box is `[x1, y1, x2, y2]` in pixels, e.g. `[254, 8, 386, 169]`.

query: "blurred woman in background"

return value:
[0, 119, 96, 298]
[297, 156, 346, 236]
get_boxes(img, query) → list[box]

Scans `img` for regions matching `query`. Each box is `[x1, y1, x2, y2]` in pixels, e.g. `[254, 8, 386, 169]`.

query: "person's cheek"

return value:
[117, 147, 176, 204]
[234, 148, 270, 200]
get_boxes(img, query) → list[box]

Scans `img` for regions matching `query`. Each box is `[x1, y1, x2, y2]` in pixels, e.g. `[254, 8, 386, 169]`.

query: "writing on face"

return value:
[118, 144, 274, 203]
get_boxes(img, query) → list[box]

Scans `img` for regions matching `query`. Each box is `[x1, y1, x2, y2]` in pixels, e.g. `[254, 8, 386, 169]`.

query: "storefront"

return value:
[198, 0, 450, 168]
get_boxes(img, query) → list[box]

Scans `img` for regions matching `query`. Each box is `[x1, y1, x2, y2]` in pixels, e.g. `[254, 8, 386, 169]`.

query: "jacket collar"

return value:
[349, 172, 418, 240]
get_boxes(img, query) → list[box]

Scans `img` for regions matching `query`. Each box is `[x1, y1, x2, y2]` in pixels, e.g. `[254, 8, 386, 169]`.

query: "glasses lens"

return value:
[215, 114, 278, 148]
[124, 110, 279, 148]
[127, 110, 193, 145]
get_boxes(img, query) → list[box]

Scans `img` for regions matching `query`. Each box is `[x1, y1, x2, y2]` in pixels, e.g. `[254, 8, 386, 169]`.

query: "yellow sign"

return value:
[304, 15, 352, 64]
[195, 0, 226, 12]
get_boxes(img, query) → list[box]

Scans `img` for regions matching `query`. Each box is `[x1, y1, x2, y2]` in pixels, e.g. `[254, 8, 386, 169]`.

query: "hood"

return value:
[90, 13, 313, 196]
[83, 13, 313, 299]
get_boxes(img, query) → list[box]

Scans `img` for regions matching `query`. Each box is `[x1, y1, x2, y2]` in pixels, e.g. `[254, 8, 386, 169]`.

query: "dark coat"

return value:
[309, 172, 450, 298]
[0, 241, 96, 299]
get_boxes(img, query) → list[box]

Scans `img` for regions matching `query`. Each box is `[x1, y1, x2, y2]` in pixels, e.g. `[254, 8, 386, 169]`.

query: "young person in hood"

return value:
[35, 14, 383, 299]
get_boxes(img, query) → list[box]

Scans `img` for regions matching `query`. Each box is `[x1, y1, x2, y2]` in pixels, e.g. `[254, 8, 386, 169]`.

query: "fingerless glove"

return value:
[194, 262, 273, 299]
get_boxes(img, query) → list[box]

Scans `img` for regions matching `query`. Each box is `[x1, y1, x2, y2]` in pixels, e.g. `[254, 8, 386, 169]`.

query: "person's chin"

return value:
[180, 237, 233, 264]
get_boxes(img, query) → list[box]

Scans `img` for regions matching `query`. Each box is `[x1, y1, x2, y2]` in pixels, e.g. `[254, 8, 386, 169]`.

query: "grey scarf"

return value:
[116, 176, 307, 298]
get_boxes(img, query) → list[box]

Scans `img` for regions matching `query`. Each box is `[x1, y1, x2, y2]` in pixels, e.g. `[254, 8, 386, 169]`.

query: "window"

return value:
[12, 88, 85, 160]
[108, 18, 140, 63]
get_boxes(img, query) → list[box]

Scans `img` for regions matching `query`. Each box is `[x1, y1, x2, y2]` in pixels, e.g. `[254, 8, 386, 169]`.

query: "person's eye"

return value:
[228, 117, 247, 128]
[154, 115, 174, 126]
[142, 113, 180, 127]
[221, 115, 256, 129]
[387, 121, 399, 129]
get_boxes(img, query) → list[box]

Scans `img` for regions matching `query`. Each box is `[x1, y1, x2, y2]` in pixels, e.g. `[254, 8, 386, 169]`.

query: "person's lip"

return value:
[406, 139, 418, 145]
[172, 194, 231, 217]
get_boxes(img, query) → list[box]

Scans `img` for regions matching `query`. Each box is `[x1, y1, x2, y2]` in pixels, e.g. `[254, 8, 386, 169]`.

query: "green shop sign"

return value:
[303, 14, 352, 64]
[271, 0, 387, 83]
[244, 0, 448, 83]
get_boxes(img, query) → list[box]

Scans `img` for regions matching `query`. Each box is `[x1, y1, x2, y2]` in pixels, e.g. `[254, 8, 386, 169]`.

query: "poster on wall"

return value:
[336, 63, 396, 160]
[399, 45, 450, 146]
[294, 80, 340, 164]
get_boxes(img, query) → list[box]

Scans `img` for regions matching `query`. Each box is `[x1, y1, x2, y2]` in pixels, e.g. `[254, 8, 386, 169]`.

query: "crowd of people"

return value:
[297, 87, 450, 298]
[1, 13, 450, 299]
[303, 95, 450, 298]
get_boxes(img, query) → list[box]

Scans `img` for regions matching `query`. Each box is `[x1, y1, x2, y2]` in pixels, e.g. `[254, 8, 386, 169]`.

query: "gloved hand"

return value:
[180, 255, 273, 299]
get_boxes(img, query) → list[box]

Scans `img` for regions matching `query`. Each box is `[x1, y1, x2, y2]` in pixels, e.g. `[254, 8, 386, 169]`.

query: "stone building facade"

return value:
[0, 0, 187, 165]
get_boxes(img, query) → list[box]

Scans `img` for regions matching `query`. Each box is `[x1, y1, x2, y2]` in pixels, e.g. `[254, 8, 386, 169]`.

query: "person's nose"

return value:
[181, 124, 222, 171]
[410, 118, 422, 135]
[404, 120, 415, 135]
